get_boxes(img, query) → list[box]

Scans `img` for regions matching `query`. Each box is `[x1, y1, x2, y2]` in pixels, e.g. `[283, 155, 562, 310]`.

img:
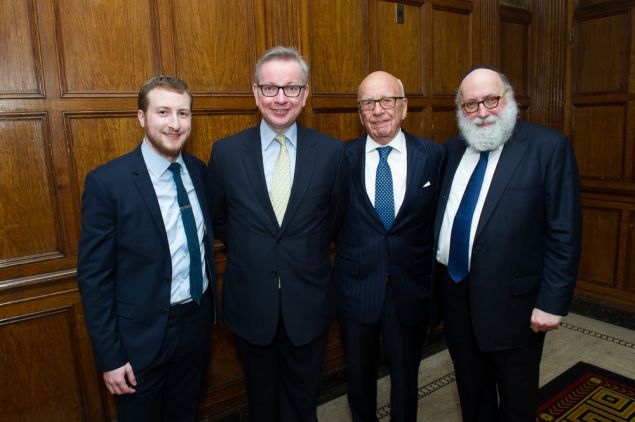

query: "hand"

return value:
[103, 362, 137, 395]
[530, 308, 563, 333]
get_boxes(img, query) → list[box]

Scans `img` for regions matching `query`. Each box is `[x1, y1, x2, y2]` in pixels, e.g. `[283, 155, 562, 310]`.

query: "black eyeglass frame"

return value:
[357, 96, 404, 111]
[255, 84, 306, 98]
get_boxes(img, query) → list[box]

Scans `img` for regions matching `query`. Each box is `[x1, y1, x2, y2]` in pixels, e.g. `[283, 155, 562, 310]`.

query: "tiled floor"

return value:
[316, 312, 635, 421]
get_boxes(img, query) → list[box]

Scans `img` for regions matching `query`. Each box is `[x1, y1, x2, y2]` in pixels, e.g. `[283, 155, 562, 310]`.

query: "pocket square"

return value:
[423, 181, 432, 188]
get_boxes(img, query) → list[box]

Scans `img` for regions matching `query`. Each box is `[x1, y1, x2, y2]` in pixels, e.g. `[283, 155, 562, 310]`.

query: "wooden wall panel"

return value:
[262, 0, 303, 48]
[0, 116, 61, 264]
[402, 109, 425, 137]
[55, 0, 158, 94]
[187, 112, 259, 161]
[313, 111, 364, 141]
[627, 211, 635, 292]
[0, 0, 42, 97]
[499, 14, 530, 97]
[574, 12, 630, 94]
[431, 6, 473, 96]
[67, 114, 142, 201]
[309, 0, 369, 94]
[572, 104, 626, 181]
[171, 0, 257, 93]
[578, 207, 620, 288]
[377, 2, 424, 94]
[431, 108, 457, 143]
[0, 307, 85, 421]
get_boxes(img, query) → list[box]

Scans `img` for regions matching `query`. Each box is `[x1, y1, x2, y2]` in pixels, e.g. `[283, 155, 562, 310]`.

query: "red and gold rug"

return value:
[537, 362, 635, 421]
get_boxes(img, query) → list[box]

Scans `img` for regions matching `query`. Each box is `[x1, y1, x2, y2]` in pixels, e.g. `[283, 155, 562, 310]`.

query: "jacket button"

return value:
[161, 307, 169, 314]
[271, 271, 278, 278]
[164, 277, 171, 283]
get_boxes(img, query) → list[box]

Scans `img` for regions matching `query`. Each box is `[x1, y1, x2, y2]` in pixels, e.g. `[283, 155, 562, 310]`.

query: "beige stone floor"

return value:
[316, 313, 635, 421]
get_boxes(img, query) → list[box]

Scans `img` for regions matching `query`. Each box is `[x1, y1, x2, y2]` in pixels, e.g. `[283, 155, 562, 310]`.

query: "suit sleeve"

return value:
[208, 144, 228, 246]
[77, 171, 126, 371]
[328, 143, 349, 243]
[537, 136, 582, 315]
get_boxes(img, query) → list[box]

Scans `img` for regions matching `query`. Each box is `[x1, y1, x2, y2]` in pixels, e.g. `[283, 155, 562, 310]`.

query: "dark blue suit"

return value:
[77, 146, 216, 421]
[335, 131, 444, 422]
[208, 125, 347, 421]
[434, 121, 582, 421]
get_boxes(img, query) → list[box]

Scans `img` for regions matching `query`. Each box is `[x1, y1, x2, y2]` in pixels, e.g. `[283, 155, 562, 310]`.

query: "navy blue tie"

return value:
[168, 162, 203, 304]
[375, 146, 394, 230]
[447, 151, 489, 283]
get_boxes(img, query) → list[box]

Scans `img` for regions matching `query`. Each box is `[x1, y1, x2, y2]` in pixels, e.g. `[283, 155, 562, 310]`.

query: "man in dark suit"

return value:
[207, 46, 347, 422]
[435, 65, 582, 421]
[77, 75, 216, 422]
[334, 71, 444, 422]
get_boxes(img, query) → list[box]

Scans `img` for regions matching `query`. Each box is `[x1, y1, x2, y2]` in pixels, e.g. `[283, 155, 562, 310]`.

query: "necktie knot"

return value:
[377, 146, 392, 161]
[275, 134, 287, 147]
[168, 162, 181, 174]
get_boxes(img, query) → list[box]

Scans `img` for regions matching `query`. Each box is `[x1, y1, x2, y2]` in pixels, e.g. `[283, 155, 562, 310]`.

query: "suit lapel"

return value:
[475, 124, 528, 238]
[282, 126, 317, 230]
[240, 129, 278, 226]
[434, 138, 467, 241]
[130, 147, 169, 246]
[394, 132, 428, 228]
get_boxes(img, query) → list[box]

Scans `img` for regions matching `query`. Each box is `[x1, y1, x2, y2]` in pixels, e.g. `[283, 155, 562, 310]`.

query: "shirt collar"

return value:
[364, 129, 405, 154]
[141, 137, 184, 178]
[260, 121, 298, 151]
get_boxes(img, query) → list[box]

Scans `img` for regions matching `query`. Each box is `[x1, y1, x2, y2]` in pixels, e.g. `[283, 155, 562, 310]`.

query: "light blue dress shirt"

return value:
[141, 139, 208, 304]
[260, 121, 297, 192]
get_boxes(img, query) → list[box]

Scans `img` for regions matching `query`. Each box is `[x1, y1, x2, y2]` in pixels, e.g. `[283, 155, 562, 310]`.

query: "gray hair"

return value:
[254, 46, 309, 85]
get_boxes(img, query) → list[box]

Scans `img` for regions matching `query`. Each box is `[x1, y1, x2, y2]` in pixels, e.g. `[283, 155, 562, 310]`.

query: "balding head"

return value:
[357, 71, 407, 145]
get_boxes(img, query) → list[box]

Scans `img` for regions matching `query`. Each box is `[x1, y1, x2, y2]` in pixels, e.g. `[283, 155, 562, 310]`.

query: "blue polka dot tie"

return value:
[375, 146, 394, 230]
[447, 151, 489, 283]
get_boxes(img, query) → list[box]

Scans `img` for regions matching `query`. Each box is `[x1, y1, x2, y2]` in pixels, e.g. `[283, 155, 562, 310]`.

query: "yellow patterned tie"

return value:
[270, 134, 290, 225]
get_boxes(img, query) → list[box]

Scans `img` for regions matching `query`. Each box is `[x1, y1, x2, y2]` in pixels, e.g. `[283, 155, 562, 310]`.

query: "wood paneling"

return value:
[0, 306, 86, 421]
[431, 5, 473, 96]
[0, 0, 42, 97]
[627, 211, 635, 292]
[377, 2, 424, 94]
[309, 0, 369, 94]
[171, 0, 257, 93]
[578, 207, 620, 288]
[499, 9, 530, 98]
[574, 11, 630, 94]
[431, 108, 458, 143]
[55, 0, 158, 95]
[187, 112, 259, 161]
[0, 115, 61, 265]
[572, 104, 626, 181]
[313, 111, 364, 142]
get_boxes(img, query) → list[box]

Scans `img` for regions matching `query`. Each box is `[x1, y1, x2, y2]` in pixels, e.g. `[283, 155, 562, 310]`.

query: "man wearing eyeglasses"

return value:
[207, 46, 347, 422]
[434, 65, 581, 421]
[334, 71, 444, 422]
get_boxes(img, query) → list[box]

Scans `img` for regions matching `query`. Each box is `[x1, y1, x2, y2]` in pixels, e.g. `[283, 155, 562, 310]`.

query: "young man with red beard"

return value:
[434, 65, 582, 422]
[78, 75, 216, 421]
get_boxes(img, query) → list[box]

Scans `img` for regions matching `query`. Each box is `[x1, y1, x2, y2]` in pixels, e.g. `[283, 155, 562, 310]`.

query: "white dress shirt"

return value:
[141, 139, 208, 304]
[436, 145, 503, 268]
[364, 130, 408, 216]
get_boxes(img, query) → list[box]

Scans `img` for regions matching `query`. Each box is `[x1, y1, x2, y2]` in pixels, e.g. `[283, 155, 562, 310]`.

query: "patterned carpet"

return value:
[537, 362, 635, 421]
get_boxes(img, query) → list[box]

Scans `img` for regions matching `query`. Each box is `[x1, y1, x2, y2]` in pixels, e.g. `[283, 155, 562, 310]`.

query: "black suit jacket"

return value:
[77, 146, 216, 372]
[434, 120, 582, 351]
[335, 131, 444, 326]
[208, 125, 347, 347]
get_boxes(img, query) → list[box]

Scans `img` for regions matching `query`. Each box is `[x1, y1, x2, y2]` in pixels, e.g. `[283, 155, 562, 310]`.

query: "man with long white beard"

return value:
[434, 65, 582, 422]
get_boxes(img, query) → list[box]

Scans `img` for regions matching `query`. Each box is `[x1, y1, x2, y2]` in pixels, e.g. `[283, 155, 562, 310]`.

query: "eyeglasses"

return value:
[358, 97, 404, 111]
[461, 94, 504, 113]
[256, 84, 306, 98]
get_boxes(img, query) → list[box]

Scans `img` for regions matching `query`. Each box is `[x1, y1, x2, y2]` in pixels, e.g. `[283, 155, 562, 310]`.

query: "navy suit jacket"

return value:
[77, 146, 216, 372]
[335, 131, 444, 326]
[208, 125, 347, 347]
[434, 120, 582, 351]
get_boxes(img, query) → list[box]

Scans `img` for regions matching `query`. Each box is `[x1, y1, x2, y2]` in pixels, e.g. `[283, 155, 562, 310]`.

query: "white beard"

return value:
[456, 96, 518, 151]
